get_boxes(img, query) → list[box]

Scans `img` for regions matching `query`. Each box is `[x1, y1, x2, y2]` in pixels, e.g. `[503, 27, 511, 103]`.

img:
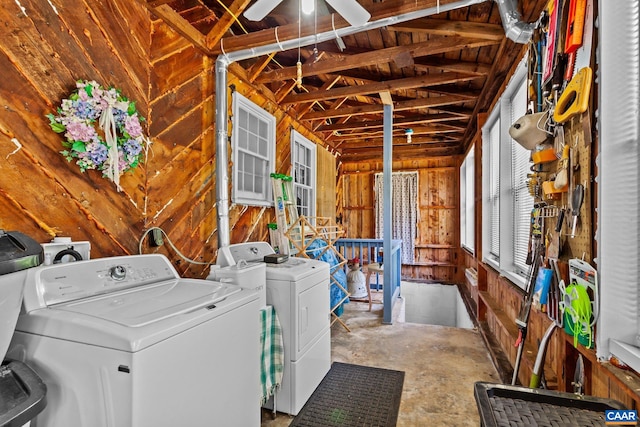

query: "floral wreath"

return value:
[47, 80, 150, 191]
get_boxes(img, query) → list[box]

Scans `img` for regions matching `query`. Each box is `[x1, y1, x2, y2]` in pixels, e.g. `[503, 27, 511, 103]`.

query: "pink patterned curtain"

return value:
[374, 172, 418, 264]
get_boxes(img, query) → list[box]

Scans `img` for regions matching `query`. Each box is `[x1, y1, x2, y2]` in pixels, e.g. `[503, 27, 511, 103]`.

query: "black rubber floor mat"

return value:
[290, 362, 405, 427]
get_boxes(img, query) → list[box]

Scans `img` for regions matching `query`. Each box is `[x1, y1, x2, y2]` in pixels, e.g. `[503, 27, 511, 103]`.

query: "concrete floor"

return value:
[260, 287, 500, 426]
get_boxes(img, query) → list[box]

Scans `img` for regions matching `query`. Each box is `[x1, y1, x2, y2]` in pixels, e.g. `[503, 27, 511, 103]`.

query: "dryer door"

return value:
[297, 277, 330, 357]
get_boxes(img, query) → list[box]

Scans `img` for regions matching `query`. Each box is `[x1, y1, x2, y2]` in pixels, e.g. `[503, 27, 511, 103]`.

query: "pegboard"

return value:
[543, 111, 593, 264]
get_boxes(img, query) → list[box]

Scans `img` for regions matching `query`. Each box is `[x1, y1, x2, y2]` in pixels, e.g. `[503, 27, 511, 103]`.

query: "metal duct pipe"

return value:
[214, 0, 486, 248]
[215, 58, 231, 248]
[494, 0, 535, 44]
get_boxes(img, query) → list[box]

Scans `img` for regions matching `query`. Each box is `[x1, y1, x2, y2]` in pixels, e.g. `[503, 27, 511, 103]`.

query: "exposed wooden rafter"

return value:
[140, 0, 548, 161]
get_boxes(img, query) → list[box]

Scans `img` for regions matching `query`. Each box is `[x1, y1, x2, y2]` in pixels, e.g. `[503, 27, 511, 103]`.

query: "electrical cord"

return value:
[139, 226, 212, 266]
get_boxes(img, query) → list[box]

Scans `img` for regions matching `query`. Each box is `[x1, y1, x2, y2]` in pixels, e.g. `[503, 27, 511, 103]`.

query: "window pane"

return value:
[239, 109, 248, 129]
[510, 78, 533, 273]
[259, 120, 268, 139]
[239, 129, 248, 149]
[247, 132, 256, 154]
[461, 148, 475, 252]
[258, 136, 268, 157]
[248, 113, 258, 134]
[489, 120, 500, 259]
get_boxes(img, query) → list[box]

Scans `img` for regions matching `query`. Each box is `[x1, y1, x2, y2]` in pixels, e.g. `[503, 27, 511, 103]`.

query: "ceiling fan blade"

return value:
[244, 0, 284, 21]
[325, 0, 371, 27]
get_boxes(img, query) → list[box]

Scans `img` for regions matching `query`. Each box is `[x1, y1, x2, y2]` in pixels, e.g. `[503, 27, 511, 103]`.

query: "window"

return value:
[597, 1, 640, 371]
[231, 92, 276, 206]
[460, 147, 475, 253]
[290, 130, 316, 218]
[481, 58, 533, 288]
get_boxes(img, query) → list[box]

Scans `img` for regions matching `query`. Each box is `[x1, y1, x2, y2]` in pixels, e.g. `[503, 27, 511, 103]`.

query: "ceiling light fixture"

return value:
[405, 128, 414, 143]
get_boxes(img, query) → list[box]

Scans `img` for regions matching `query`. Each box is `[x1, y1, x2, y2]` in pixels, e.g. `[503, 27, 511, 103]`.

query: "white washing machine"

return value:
[7, 254, 261, 427]
[217, 242, 331, 415]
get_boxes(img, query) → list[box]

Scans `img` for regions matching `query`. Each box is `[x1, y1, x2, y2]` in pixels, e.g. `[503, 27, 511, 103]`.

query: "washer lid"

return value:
[54, 279, 240, 327]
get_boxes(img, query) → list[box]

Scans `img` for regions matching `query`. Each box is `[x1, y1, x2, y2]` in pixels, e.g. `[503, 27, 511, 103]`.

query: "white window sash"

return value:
[231, 92, 276, 206]
[291, 130, 316, 218]
[481, 58, 531, 289]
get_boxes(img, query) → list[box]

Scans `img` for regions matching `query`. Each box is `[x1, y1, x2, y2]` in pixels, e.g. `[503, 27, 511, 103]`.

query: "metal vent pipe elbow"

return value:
[494, 0, 535, 44]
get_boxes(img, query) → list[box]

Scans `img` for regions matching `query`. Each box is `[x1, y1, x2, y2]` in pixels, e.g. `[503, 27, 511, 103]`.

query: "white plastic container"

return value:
[41, 237, 90, 265]
[208, 261, 267, 308]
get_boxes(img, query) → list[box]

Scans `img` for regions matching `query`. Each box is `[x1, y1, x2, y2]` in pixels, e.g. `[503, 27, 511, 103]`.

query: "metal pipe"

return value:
[215, 58, 231, 248]
[493, 0, 535, 44]
[214, 0, 486, 247]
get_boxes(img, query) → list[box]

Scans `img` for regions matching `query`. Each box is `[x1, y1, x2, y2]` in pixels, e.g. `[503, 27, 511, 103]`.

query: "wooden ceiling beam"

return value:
[296, 74, 341, 118]
[205, 0, 252, 48]
[146, 4, 212, 54]
[248, 53, 276, 83]
[318, 114, 465, 132]
[338, 145, 460, 162]
[412, 57, 491, 76]
[302, 94, 469, 120]
[338, 135, 460, 147]
[333, 128, 463, 144]
[387, 17, 505, 41]
[209, 0, 478, 55]
[281, 72, 480, 105]
[340, 138, 459, 149]
[256, 36, 497, 84]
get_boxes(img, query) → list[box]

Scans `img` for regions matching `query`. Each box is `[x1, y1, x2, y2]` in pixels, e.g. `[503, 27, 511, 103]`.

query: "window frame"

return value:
[231, 92, 276, 207]
[290, 130, 316, 218]
[481, 58, 532, 289]
[460, 147, 475, 254]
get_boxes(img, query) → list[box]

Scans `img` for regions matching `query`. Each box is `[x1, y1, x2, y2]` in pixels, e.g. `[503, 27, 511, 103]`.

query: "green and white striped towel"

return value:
[260, 305, 284, 405]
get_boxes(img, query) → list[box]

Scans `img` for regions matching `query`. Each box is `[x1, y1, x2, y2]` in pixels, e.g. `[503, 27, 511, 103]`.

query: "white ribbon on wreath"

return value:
[99, 99, 130, 192]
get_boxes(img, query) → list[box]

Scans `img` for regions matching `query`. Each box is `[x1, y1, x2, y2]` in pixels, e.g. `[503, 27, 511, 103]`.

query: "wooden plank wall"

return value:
[338, 156, 461, 282]
[0, 0, 334, 279]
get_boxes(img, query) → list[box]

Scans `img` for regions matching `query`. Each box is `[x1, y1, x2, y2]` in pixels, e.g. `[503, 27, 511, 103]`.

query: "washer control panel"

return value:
[30, 254, 179, 307]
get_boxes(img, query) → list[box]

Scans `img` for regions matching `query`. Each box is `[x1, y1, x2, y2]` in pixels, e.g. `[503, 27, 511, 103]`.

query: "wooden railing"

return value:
[335, 238, 402, 324]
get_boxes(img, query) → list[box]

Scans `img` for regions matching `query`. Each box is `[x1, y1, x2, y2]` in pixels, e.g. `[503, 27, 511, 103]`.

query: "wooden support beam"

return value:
[205, 0, 252, 48]
[379, 91, 394, 106]
[209, 0, 480, 55]
[247, 53, 276, 83]
[296, 75, 341, 118]
[318, 114, 465, 132]
[147, 4, 212, 54]
[256, 36, 498, 84]
[281, 72, 480, 105]
[388, 17, 505, 41]
[303, 95, 470, 120]
[412, 57, 492, 76]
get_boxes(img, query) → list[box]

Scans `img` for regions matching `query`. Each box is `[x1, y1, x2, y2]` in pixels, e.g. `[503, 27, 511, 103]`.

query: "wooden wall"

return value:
[0, 0, 334, 279]
[338, 156, 461, 282]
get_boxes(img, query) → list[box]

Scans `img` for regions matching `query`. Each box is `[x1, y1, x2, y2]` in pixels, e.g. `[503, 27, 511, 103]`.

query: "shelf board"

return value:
[409, 261, 457, 267]
[414, 244, 456, 249]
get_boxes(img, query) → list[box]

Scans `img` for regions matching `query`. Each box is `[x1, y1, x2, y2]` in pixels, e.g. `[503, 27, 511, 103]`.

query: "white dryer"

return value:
[7, 254, 261, 427]
[217, 242, 330, 415]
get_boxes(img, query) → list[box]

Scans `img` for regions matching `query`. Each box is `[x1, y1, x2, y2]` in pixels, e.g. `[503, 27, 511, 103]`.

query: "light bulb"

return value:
[405, 128, 414, 144]
[301, 0, 314, 15]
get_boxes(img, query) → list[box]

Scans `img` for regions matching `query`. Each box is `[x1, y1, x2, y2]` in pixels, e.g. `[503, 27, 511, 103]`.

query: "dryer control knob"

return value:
[109, 265, 127, 281]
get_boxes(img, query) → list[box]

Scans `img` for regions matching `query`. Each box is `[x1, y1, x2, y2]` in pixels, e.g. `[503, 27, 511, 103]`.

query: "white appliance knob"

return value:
[109, 265, 127, 281]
